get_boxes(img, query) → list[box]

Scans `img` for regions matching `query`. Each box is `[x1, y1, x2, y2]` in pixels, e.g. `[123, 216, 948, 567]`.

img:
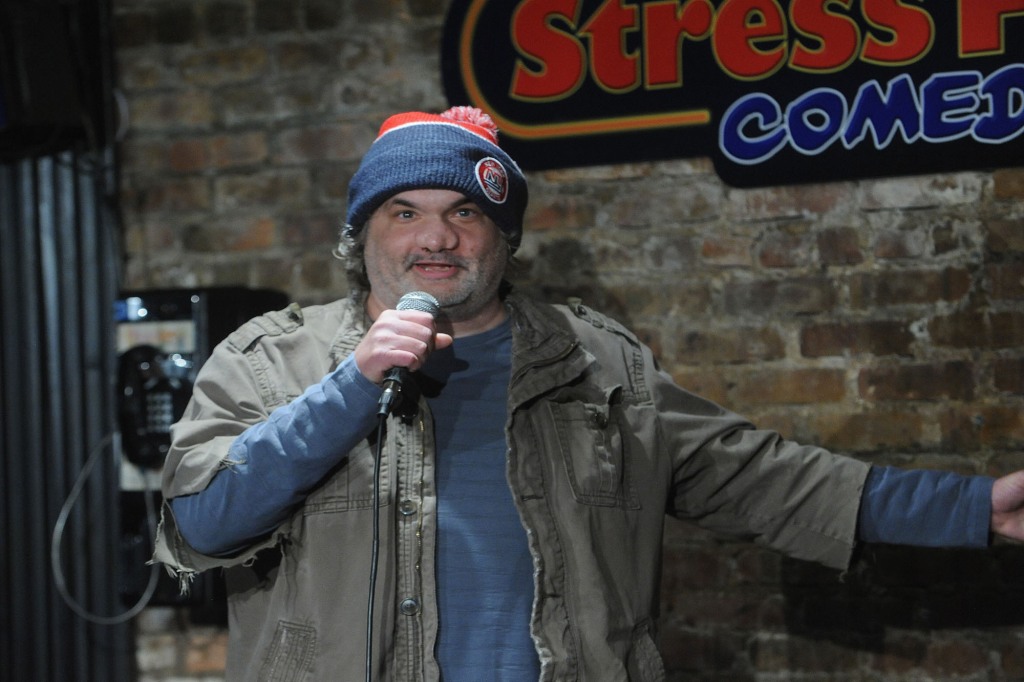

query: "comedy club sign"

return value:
[441, 0, 1024, 187]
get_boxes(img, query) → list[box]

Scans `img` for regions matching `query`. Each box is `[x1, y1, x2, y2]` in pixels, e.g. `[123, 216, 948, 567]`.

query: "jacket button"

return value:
[399, 598, 420, 616]
[399, 499, 418, 516]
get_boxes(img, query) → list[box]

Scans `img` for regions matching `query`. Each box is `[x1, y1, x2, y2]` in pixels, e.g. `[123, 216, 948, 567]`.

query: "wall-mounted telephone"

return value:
[117, 344, 193, 468]
[116, 287, 288, 616]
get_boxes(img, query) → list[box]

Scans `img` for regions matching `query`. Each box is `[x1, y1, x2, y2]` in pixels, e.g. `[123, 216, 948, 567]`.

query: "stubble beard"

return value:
[404, 253, 507, 323]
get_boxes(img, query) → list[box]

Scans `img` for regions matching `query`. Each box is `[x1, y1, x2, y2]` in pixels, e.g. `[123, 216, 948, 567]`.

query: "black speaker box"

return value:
[0, 0, 95, 160]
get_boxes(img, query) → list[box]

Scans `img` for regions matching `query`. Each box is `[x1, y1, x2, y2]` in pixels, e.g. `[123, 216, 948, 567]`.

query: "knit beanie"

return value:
[345, 107, 528, 251]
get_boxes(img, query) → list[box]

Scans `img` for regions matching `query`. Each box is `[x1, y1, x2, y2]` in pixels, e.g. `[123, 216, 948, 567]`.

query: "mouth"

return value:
[410, 258, 461, 277]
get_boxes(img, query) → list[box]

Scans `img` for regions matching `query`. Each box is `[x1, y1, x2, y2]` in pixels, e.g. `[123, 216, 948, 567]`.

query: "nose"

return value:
[416, 215, 458, 252]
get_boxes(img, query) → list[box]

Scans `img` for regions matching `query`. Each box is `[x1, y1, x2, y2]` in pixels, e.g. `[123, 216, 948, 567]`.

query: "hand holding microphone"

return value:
[353, 291, 452, 416]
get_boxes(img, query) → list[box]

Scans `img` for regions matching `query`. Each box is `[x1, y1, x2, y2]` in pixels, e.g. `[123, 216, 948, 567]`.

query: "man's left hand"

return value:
[991, 470, 1024, 542]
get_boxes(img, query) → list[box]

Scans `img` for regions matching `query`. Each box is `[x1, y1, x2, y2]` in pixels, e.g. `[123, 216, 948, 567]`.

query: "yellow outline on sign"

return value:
[459, 0, 712, 139]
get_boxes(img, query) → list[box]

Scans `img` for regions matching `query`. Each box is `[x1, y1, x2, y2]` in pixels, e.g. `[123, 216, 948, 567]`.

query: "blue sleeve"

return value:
[170, 355, 382, 556]
[857, 465, 994, 548]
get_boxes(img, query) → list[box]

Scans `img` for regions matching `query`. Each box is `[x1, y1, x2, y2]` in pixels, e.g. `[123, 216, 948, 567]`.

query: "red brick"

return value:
[132, 91, 213, 130]
[732, 548, 781, 587]
[210, 132, 269, 169]
[661, 545, 727, 590]
[1001, 634, 1024, 678]
[941, 406, 1024, 450]
[183, 215, 277, 252]
[800, 320, 914, 357]
[751, 633, 860, 672]
[732, 368, 847, 406]
[255, 0, 299, 32]
[276, 40, 341, 71]
[275, 124, 372, 164]
[758, 229, 812, 269]
[220, 80, 327, 125]
[988, 262, 1024, 300]
[526, 195, 597, 232]
[817, 226, 863, 265]
[113, 10, 155, 49]
[849, 267, 971, 308]
[658, 629, 744, 676]
[667, 590, 767, 629]
[993, 167, 1024, 201]
[932, 222, 961, 255]
[119, 138, 173, 171]
[282, 212, 340, 248]
[205, 1, 249, 39]
[993, 357, 1024, 394]
[858, 361, 975, 401]
[185, 629, 227, 674]
[873, 228, 929, 260]
[305, 0, 343, 29]
[701, 235, 753, 266]
[164, 133, 268, 172]
[987, 218, 1024, 254]
[153, 3, 198, 45]
[923, 638, 988, 676]
[606, 182, 718, 226]
[671, 369, 730, 407]
[638, 234, 701, 270]
[140, 217, 181, 250]
[809, 409, 925, 452]
[198, 259, 251, 287]
[672, 327, 786, 365]
[929, 311, 1024, 349]
[314, 162, 357, 203]
[167, 139, 209, 173]
[869, 632, 927, 675]
[606, 280, 709, 318]
[140, 177, 211, 212]
[180, 46, 269, 85]
[734, 182, 846, 219]
[985, 451, 1024, 477]
[296, 253, 335, 291]
[214, 169, 311, 210]
[721, 276, 838, 317]
[861, 174, 984, 210]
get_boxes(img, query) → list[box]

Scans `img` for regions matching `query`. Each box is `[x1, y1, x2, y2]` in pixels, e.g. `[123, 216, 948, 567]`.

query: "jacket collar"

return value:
[504, 290, 595, 408]
[327, 295, 370, 369]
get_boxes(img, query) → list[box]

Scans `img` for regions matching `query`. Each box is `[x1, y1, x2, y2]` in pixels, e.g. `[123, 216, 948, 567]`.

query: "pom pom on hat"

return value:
[346, 107, 528, 250]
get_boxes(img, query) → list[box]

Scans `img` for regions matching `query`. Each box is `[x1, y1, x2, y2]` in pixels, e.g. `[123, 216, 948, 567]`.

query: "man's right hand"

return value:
[353, 308, 453, 385]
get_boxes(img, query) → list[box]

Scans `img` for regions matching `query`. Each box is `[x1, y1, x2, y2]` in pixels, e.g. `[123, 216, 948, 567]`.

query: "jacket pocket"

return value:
[547, 385, 639, 509]
[301, 439, 388, 515]
[258, 620, 316, 682]
[627, 620, 666, 682]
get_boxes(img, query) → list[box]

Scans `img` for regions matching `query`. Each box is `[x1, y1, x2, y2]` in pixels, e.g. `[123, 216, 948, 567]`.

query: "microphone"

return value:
[377, 291, 441, 416]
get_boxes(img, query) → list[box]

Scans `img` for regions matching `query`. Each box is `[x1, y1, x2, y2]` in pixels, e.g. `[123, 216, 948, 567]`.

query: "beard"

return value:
[406, 252, 508, 323]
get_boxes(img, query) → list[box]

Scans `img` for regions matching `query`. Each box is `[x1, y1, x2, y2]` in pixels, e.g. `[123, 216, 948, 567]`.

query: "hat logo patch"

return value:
[475, 157, 508, 205]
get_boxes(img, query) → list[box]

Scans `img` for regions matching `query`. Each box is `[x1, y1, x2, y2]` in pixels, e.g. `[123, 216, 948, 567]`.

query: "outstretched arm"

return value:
[991, 470, 1024, 542]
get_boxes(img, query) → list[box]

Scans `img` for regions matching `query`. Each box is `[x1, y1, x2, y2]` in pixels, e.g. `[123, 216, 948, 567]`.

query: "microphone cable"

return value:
[366, 413, 388, 682]
[365, 291, 439, 680]
[51, 432, 161, 625]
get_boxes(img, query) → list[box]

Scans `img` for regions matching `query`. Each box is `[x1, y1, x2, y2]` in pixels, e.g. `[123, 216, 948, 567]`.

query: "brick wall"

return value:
[112, 1, 1024, 679]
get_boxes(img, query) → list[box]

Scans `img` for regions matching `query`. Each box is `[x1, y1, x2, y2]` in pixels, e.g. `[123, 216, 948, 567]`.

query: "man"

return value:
[155, 107, 1024, 681]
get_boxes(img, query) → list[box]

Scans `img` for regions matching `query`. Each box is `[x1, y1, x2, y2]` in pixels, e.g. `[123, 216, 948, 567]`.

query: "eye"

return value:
[453, 205, 481, 220]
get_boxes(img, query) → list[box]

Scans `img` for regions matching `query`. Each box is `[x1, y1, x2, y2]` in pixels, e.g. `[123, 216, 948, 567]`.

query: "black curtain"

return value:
[0, 1, 134, 679]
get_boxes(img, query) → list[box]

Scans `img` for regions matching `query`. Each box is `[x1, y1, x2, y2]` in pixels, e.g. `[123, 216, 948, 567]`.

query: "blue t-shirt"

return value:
[419, 319, 540, 680]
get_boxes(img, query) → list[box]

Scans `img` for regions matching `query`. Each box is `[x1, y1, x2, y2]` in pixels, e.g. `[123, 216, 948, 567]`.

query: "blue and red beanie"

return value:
[345, 107, 528, 251]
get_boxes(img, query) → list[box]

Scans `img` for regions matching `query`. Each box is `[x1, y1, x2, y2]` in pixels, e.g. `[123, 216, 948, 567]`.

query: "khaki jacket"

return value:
[154, 291, 869, 681]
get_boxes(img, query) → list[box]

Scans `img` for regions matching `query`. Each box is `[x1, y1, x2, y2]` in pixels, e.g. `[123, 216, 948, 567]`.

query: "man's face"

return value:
[363, 189, 509, 333]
